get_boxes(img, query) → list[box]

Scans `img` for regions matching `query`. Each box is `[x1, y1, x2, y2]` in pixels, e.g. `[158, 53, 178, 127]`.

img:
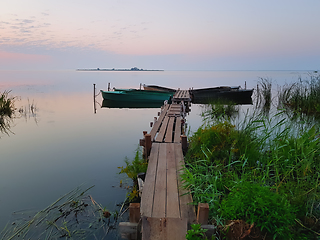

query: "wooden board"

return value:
[164, 117, 175, 143]
[142, 217, 188, 240]
[152, 143, 167, 218]
[155, 116, 169, 142]
[166, 143, 180, 218]
[174, 118, 181, 143]
[140, 143, 160, 217]
[174, 143, 197, 224]
[149, 104, 169, 141]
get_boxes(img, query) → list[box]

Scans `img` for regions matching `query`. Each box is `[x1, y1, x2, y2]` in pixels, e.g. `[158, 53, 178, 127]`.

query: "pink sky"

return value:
[0, 0, 320, 70]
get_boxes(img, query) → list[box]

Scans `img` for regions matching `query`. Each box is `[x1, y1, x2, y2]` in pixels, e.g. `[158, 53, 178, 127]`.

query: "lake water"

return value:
[0, 70, 311, 236]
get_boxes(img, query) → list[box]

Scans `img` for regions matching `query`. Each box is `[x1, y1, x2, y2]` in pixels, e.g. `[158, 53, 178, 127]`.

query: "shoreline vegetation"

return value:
[183, 73, 320, 239]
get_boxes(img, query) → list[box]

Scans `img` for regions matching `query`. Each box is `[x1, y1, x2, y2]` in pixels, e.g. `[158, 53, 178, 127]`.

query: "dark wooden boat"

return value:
[143, 84, 176, 92]
[101, 99, 163, 109]
[191, 86, 253, 104]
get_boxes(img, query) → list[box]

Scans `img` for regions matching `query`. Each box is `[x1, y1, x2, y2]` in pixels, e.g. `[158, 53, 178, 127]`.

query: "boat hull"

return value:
[191, 87, 253, 104]
[101, 99, 163, 109]
[143, 84, 176, 92]
[100, 89, 173, 103]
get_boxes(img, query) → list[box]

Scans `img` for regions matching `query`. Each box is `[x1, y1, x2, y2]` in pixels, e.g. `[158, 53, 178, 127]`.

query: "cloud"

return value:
[0, 51, 51, 62]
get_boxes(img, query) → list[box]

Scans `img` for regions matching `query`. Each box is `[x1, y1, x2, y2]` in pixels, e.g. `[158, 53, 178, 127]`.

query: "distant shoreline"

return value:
[76, 67, 164, 72]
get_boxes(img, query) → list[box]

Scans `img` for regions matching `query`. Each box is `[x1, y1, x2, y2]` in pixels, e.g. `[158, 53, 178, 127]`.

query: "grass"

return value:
[182, 101, 320, 239]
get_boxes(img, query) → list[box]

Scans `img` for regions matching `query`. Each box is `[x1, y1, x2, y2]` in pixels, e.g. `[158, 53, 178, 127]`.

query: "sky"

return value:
[0, 0, 320, 71]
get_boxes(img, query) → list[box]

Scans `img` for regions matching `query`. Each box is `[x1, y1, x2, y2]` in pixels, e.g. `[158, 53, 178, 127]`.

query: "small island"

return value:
[76, 67, 164, 71]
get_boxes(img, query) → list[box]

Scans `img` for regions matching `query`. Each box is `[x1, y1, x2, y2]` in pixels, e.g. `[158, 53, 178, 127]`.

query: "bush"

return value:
[220, 181, 296, 239]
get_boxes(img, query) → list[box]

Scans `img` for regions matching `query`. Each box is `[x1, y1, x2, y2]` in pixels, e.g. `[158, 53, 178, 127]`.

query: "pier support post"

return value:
[129, 203, 140, 223]
[145, 134, 152, 158]
[181, 135, 188, 155]
[197, 203, 209, 225]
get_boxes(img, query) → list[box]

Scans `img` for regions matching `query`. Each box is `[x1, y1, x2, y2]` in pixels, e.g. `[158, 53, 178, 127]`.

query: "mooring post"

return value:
[129, 203, 140, 223]
[181, 135, 188, 155]
[197, 203, 209, 225]
[93, 84, 96, 114]
[145, 134, 152, 157]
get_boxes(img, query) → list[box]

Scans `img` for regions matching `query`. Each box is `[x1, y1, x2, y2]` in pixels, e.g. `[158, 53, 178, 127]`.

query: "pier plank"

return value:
[174, 118, 181, 143]
[152, 143, 167, 218]
[140, 143, 160, 217]
[166, 143, 180, 218]
[155, 116, 169, 142]
[174, 143, 197, 223]
[164, 117, 175, 143]
[150, 104, 169, 141]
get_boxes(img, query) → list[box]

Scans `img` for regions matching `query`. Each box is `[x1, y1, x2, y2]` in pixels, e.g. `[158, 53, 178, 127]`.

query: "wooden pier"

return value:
[139, 90, 197, 239]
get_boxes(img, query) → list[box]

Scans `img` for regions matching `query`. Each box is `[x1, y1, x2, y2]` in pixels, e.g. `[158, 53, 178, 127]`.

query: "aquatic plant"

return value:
[0, 186, 125, 240]
[254, 78, 273, 115]
[118, 146, 147, 182]
[0, 91, 15, 136]
[278, 73, 320, 116]
[201, 101, 239, 122]
[119, 146, 147, 202]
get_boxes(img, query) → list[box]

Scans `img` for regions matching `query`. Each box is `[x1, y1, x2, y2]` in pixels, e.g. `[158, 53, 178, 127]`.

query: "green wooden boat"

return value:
[100, 89, 174, 103]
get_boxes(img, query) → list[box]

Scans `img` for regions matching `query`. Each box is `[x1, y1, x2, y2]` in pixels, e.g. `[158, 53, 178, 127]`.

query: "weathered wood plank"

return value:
[140, 143, 160, 217]
[174, 143, 197, 224]
[152, 143, 167, 218]
[174, 118, 181, 143]
[166, 143, 180, 218]
[149, 104, 169, 141]
[164, 117, 175, 143]
[155, 116, 169, 143]
[141, 217, 187, 240]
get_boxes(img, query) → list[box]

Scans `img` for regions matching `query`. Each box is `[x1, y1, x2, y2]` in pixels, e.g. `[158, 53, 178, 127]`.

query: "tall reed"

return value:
[182, 109, 320, 239]
[0, 91, 15, 135]
[278, 73, 320, 116]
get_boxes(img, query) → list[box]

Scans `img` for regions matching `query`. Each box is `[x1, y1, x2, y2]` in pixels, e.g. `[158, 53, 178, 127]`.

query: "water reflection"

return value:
[101, 99, 163, 109]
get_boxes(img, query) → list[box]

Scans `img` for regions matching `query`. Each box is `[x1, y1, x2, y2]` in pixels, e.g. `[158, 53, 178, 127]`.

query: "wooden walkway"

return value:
[140, 90, 196, 240]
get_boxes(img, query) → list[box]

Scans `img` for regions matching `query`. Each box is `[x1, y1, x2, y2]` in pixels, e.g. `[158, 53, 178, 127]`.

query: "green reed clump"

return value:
[182, 110, 320, 239]
[201, 101, 239, 122]
[0, 91, 15, 135]
[279, 73, 320, 115]
[255, 78, 272, 114]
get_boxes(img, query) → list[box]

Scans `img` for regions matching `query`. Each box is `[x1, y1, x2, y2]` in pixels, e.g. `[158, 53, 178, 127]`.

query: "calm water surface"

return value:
[0, 70, 310, 232]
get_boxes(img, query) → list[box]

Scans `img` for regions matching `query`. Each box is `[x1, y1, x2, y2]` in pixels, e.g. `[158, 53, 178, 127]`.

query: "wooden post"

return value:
[181, 135, 188, 155]
[129, 203, 140, 223]
[197, 203, 209, 225]
[145, 134, 152, 157]
[93, 84, 96, 114]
